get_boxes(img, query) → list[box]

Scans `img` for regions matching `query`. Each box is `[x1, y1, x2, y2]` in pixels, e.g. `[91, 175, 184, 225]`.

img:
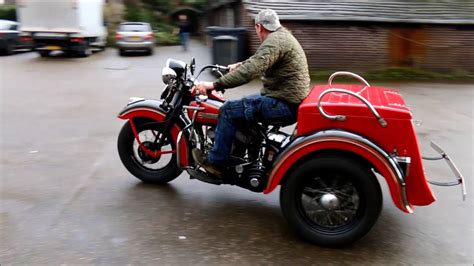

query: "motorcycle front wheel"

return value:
[280, 155, 382, 247]
[117, 118, 182, 184]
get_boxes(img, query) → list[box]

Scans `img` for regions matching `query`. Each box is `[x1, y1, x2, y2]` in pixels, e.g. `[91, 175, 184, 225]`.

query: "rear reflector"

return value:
[71, 38, 84, 43]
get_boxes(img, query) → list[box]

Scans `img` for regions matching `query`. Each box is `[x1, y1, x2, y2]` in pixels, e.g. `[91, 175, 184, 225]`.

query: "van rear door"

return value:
[19, 0, 79, 34]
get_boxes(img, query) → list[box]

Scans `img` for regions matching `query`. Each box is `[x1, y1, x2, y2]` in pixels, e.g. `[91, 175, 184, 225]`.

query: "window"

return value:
[119, 24, 151, 32]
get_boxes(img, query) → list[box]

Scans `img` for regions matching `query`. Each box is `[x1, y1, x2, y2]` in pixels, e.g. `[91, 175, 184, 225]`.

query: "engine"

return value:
[233, 162, 266, 192]
[227, 126, 291, 192]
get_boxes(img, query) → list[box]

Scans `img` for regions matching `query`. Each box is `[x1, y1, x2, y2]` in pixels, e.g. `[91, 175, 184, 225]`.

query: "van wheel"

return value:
[78, 44, 92, 57]
[4, 42, 14, 55]
[280, 155, 382, 247]
[38, 50, 50, 57]
[118, 49, 126, 56]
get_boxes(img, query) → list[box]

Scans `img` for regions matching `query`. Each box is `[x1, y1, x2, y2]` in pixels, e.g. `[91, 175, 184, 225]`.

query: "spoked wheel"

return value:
[280, 155, 382, 247]
[117, 118, 182, 184]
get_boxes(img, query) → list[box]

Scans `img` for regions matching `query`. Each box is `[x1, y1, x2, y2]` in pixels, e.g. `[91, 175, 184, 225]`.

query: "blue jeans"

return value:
[180, 32, 189, 50]
[208, 95, 297, 165]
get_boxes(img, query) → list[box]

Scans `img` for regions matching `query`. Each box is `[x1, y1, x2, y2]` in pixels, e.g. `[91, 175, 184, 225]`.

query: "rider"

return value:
[193, 9, 310, 177]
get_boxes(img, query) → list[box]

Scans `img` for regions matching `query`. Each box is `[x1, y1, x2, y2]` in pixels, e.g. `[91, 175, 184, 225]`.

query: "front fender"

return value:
[265, 130, 414, 213]
[117, 99, 190, 167]
[118, 99, 165, 119]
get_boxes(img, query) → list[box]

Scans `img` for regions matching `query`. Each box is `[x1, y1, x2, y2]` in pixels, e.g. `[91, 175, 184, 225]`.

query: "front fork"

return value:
[128, 118, 176, 159]
[129, 103, 182, 159]
[176, 105, 205, 169]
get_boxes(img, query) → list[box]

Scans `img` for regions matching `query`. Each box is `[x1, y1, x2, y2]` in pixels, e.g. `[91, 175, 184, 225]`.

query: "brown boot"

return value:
[192, 148, 223, 177]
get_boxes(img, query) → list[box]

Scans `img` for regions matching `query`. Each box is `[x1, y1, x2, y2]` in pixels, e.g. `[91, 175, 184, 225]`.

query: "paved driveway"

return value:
[1, 42, 473, 264]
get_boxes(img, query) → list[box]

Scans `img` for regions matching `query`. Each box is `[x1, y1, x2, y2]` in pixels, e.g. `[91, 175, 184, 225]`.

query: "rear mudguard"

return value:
[265, 130, 416, 213]
[117, 99, 190, 167]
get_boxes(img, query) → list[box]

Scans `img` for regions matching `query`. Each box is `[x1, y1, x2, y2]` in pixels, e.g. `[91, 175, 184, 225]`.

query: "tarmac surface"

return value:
[1, 41, 473, 264]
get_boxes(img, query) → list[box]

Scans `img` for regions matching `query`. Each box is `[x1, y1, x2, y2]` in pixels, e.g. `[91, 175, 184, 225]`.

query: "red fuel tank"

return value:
[189, 99, 223, 125]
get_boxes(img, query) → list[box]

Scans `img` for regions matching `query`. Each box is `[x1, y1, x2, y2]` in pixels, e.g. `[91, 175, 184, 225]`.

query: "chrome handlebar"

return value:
[194, 64, 229, 80]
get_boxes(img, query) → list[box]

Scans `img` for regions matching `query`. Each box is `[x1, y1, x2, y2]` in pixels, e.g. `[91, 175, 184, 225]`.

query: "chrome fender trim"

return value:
[271, 129, 412, 213]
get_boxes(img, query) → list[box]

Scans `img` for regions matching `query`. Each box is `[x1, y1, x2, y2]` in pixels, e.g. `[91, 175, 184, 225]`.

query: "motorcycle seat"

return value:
[262, 117, 297, 129]
[267, 120, 296, 127]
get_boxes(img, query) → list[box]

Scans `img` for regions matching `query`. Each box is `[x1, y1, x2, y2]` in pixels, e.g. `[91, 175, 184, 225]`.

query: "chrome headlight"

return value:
[162, 67, 177, 85]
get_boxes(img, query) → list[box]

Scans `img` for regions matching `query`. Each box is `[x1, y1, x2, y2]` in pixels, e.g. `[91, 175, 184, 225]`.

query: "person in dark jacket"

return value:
[178, 14, 190, 51]
[193, 9, 310, 178]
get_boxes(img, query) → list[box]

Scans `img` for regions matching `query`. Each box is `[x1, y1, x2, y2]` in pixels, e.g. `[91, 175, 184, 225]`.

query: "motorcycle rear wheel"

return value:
[117, 118, 182, 184]
[280, 155, 382, 247]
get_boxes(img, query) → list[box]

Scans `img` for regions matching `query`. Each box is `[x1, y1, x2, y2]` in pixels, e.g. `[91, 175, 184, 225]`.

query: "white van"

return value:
[17, 0, 107, 57]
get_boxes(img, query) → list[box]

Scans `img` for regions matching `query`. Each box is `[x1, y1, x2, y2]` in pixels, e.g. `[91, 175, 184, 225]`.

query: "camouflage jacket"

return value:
[214, 27, 310, 104]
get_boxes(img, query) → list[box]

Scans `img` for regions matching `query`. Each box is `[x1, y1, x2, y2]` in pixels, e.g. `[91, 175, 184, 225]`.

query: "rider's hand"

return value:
[195, 81, 214, 95]
[228, 62, 242, 72]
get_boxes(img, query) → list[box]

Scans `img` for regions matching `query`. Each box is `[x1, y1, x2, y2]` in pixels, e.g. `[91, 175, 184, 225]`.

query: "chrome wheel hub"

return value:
[300, 174, 359, 228]
[320, 193, 340, 210]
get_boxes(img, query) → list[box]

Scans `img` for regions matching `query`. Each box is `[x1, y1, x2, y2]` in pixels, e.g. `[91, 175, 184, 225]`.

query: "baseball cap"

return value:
[254, 9, 281, 32]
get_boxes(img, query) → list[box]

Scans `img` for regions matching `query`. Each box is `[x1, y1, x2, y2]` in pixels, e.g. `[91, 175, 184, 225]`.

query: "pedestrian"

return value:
[178, 14, 190, 51]
[193, 9, 310, 179]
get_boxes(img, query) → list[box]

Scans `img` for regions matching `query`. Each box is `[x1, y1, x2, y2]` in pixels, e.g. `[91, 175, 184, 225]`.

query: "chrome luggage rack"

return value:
[317, 71, 387, 127]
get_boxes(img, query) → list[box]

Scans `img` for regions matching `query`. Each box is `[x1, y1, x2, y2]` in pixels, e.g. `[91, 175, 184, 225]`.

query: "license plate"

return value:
[46, 45, 62, 50]
[130, 36, 141, 41]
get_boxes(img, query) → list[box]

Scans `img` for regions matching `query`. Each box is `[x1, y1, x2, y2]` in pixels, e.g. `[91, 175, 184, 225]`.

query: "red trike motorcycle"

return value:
[117, 58, 466, 247]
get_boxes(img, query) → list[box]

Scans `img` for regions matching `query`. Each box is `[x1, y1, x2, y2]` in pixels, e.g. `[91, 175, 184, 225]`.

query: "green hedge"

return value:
[106, 28, 117, 47]
[155, 31, 180, 46]
[123, 4, 180, 46]
[124, 5, 155, 25]
[0, 6, 16, 21]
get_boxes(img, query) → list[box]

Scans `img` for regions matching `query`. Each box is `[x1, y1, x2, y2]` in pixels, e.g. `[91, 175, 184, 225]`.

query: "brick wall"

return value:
[212, 3, 474, 72]
[284, 21, 391, 71]
[417, 26, 474, 72]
